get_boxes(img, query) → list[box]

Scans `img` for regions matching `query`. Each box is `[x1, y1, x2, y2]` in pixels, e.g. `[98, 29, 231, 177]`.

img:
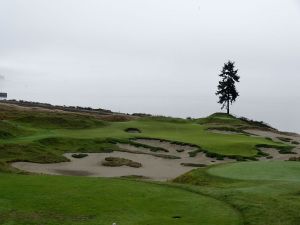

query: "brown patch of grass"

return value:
[288, 157, 300, 161]
[102, 157, 142, 168]
[180, 163, 206, 167]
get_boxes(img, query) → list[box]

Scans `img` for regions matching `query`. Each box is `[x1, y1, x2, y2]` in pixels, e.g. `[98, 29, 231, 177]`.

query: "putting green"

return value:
[0, 173, 241, 225]
[208, 161, 300, 181]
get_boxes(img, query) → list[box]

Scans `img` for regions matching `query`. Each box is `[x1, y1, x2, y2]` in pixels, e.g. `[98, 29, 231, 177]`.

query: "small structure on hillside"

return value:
[0, 92, 7, 100]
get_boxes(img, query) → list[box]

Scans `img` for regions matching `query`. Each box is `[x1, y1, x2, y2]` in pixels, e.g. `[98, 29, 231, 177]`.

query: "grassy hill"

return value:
[0, 102, 298, 225]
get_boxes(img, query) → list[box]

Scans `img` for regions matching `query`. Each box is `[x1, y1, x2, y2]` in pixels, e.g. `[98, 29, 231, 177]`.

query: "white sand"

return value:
[12, 152, 206, 181]
[12, 139, 233, 181]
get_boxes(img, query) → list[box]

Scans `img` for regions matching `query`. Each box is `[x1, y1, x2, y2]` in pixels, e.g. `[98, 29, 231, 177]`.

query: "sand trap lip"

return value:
[207, 129, 245, 135]
[246, 129, 300, 160]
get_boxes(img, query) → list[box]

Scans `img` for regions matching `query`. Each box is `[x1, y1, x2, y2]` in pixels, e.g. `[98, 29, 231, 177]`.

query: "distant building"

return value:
[0, 92, 7, 99]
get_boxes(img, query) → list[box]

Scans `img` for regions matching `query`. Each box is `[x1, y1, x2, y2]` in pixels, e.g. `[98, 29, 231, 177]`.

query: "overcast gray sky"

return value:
[0, 0, 299, 132]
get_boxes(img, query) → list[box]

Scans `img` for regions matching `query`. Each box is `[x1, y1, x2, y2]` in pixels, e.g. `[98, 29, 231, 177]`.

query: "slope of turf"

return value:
[174, 161, 300, 225]
[0, 173, 241, 225]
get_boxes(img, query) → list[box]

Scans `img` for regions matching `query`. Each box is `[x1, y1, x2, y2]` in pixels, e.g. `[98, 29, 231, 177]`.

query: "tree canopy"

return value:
[216, 61, 240, 114]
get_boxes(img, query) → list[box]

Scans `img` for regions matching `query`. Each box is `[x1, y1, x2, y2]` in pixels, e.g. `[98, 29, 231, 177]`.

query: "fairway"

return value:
[0, 173, 241, 225]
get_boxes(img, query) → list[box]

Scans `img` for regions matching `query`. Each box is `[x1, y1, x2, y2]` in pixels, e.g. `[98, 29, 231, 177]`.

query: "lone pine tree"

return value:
[216, 61, 240, 114]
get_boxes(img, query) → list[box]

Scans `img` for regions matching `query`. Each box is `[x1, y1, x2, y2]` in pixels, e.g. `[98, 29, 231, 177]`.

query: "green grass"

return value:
[174, 161, 300, 225]
[208, 161, 300, 181]
[0, 173, 241, 225]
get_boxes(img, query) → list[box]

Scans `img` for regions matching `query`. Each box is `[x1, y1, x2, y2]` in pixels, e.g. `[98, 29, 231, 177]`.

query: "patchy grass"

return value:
[102, 157, 142, 168]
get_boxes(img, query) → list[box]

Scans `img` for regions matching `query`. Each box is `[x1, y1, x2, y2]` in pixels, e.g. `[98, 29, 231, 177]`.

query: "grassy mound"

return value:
[102, 157, 142, 168]
[198, 113, 273, 132]
[0, 173, 241, 225]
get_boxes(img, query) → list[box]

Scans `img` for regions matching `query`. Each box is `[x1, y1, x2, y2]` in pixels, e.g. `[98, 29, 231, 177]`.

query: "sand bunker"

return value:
[12, 139, 233, 181]
[12, 152, 203, 181]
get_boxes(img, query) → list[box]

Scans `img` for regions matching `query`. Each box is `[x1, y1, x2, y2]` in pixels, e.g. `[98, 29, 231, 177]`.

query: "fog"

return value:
[0, 0, 299, 132]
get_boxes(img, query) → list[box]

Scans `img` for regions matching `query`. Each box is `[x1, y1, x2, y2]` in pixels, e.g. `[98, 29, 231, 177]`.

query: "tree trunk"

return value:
[227, 100, 230, 114]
